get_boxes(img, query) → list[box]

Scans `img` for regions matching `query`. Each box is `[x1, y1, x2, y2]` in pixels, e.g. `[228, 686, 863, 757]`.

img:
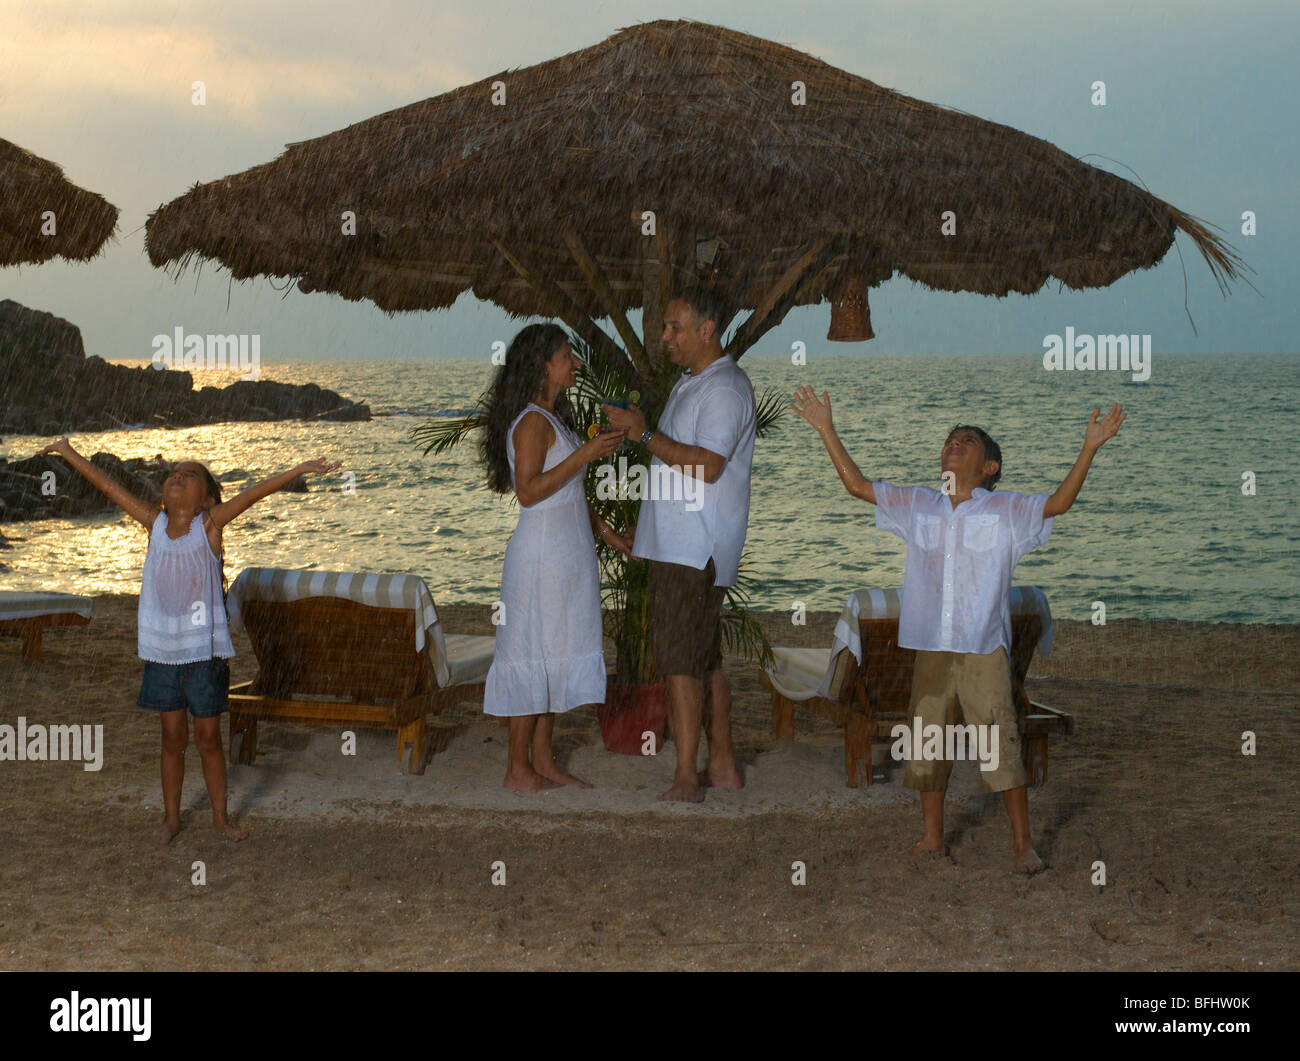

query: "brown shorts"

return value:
[647, 558, 726, 680]
[900, 648, 1027, 794]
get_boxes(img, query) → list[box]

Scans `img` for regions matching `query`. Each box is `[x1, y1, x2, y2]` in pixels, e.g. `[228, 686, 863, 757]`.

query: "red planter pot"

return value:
[597, 681, 666, 755]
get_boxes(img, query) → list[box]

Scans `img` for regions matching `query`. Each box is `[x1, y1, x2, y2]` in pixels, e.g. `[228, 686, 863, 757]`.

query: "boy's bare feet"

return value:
[661, 778, 705, 803]
[215, 819, 248, 842]
[504, 769, 559, 793]
[159, 819, 182, 844]
[910, 836, 945, 856]
[1014, 843, 1045, 874]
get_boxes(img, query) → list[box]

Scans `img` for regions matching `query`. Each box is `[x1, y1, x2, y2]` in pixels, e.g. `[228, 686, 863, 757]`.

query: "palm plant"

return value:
[412, 334, 783, 682]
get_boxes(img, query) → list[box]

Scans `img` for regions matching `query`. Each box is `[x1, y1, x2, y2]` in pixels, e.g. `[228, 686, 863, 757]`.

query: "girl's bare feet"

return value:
[215, 818, 248, 842]
[159, 819, 182, 844]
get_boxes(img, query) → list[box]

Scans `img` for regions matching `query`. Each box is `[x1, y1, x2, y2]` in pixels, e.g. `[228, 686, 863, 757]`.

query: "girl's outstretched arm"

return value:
[36, 437, 160, 529]
[208, 458, 341, 528]
[789, 387, 876, 504]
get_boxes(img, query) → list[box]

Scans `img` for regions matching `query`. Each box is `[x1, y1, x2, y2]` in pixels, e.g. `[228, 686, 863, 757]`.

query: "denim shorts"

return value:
[137, 658, 231, 718]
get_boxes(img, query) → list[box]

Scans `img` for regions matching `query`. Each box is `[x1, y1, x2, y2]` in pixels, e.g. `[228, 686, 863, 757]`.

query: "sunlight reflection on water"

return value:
[2, 353, 1296, 623]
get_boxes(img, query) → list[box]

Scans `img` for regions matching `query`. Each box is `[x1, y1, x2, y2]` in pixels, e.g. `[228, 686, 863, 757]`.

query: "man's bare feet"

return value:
[159, 819, 182, 844]
[661, 778, 705, 803]
[1014, 844, 1045, 874]
[536, 766, 592, 789]
[215, 819, 248, 842]
[910, 836, 945, 856]
[706, 762, 743, 789]
[504, 769, 560, 793]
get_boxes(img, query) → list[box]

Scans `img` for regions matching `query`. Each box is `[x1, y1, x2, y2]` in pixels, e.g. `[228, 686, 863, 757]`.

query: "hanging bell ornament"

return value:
[827, 274, 875, 342]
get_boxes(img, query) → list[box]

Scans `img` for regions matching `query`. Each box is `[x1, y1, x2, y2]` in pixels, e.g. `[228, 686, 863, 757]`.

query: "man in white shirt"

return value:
[603, 286, 757, 803]
[792, 387, 1125, 872]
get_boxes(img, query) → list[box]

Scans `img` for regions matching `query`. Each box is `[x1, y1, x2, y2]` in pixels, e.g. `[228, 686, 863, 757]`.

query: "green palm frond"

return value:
[755, 385, 789, 438]
[410, 397, 487, 456]
[569, 335, 634, 412]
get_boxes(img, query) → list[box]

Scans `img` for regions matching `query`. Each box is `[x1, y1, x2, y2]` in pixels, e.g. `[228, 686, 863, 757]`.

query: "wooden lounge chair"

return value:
[761, 587, 1072, 787]
[0, 591, 93, 665]
[225, 568, 494, 773]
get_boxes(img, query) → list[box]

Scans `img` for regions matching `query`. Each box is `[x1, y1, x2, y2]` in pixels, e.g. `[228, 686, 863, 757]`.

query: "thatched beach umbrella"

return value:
[1, 138, 119, 267]
[144, 19, 1243, 383]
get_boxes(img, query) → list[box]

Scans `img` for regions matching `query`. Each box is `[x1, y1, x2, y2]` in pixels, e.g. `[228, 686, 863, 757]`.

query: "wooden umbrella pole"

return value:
[561, 225, 651, 377]
[492, 237, 642, 385]
[640, 221, 672, 370]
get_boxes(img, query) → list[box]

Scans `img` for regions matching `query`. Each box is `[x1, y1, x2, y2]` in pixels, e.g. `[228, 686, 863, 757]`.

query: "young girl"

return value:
[36, 437, 339, 842]
[479, 324, 632, 792]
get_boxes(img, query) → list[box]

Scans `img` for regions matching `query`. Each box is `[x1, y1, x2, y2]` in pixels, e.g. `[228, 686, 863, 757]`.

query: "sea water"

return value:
[2, 353, 1296, 624]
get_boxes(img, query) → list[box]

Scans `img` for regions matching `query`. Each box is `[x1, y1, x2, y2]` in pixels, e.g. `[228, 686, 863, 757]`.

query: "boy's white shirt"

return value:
[872, 483, 1054, 654]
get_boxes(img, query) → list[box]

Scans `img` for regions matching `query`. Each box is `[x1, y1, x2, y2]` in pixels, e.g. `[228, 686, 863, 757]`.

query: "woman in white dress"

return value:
[480, 324, 633, 792]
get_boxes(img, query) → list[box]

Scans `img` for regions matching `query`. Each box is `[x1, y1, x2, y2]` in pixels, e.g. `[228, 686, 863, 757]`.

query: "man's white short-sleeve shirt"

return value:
[873, 483, 1053, 654]
[631, 355, 757, 586]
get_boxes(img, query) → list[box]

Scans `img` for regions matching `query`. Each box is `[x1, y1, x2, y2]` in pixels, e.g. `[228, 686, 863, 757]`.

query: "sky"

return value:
[2, 0, 1296, 363]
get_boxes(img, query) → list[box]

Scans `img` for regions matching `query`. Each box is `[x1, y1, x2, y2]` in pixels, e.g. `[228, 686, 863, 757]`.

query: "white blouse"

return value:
[138, 511, 235, 664]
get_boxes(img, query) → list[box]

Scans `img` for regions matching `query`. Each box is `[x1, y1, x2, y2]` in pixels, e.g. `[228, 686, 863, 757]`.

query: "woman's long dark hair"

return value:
[479, 324, 578, 494]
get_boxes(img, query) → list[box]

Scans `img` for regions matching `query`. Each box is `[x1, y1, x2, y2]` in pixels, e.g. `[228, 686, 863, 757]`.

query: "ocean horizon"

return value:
[3, 352, 1297, 625]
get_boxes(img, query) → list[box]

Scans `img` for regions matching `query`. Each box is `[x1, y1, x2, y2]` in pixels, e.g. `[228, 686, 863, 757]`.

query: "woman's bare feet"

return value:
[1014, 843, 1045, 874]
[159, 818, 182, 844]
[536, 765, 592, 789]
[504, 768, 560, 793]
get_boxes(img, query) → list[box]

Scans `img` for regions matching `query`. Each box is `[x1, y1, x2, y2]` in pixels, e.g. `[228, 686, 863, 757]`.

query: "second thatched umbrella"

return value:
[144, 19, 1243, 383]
[1, 138, 119, 267]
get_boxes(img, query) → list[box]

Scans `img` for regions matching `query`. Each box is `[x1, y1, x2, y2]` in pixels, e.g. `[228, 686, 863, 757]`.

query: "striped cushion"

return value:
[226, 568, 453, 686]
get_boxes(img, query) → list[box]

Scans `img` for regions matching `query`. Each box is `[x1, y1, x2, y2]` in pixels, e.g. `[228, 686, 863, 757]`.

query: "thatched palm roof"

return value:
[1, 139, 119, 267]
[145, 19, 1242, 373]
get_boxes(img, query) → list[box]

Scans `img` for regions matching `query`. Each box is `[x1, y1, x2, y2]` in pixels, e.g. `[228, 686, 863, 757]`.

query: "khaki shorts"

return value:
[900, 648, 1027, 794]
[647, 558, 725, 680]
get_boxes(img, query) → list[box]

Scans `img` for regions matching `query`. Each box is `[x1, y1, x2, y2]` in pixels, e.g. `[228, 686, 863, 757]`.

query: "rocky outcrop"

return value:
[0, 451, 165, 524]
[0, 451, 309, 524]
[0, 300, 370, 433]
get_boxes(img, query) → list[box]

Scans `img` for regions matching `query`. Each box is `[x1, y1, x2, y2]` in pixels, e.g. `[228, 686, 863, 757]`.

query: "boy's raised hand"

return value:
[1084, 404, 1126, 451]
[790, 386, 834, 432]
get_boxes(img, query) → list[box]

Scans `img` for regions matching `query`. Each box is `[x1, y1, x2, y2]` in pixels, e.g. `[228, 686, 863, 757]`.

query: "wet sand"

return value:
[1, 596, 1296, 970]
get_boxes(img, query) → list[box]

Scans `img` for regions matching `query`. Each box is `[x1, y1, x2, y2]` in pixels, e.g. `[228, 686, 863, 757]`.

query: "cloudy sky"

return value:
[3, 0, 1295, 362]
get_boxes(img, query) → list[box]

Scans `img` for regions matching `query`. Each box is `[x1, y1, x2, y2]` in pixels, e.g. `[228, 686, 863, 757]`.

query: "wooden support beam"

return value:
[751, 238, 831, 323]
[491, 237, 641, 386]
[562, 225, 651, 378]
[727, 239, 841, 359]
[733, 253, 841, 357]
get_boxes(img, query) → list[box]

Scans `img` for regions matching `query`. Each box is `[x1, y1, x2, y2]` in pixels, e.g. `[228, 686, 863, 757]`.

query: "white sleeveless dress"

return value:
[138, 510, 235, 664]
[483, 404, 606, 716]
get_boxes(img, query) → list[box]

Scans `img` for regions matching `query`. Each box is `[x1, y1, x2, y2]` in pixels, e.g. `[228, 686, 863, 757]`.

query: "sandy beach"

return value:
[1, 596, 1296, 971]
